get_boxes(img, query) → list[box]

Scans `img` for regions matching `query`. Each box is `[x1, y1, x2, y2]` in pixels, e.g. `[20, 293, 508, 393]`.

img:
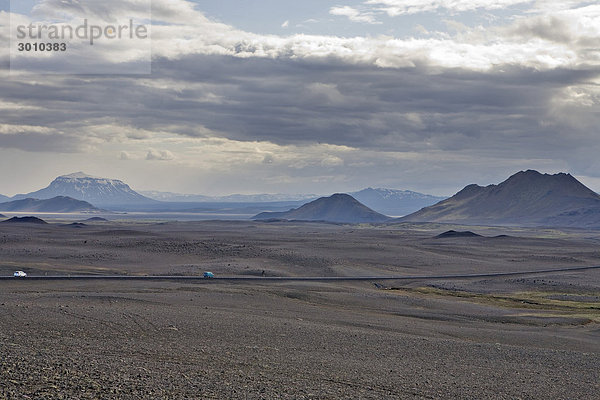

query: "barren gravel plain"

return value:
[1, 220, 600, 399]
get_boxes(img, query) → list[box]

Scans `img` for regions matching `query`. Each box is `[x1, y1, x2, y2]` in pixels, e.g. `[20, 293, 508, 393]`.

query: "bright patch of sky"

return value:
[192, 0, 529, 38]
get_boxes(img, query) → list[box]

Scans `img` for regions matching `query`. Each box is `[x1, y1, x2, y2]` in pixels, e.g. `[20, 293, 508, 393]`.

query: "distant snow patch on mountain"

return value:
[349, 188, 446, 216]
[12, 172, 156, 207]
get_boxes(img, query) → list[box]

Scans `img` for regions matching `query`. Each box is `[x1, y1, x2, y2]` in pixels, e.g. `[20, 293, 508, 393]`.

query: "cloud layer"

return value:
[0, 0, 598, 195]
[364, 0, 531, 16]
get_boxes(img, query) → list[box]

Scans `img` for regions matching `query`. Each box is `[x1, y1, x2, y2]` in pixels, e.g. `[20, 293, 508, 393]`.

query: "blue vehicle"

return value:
[203, 271, 215, 279]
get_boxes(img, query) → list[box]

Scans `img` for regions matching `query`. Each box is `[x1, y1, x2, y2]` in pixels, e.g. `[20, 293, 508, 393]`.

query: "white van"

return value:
[13, 271, 27, 278]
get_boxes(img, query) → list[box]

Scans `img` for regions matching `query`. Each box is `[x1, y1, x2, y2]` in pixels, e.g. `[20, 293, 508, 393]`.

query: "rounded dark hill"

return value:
[1, 216, 48, 224]
[0, 196, 102, 213]
[64, 222, 87, 228]
[481, 170, 600, 216]
[83, 217, 109, 222]
[435, 230, 482, 239]
[401, 170, 600, 228]
[253, 193, 391, 223]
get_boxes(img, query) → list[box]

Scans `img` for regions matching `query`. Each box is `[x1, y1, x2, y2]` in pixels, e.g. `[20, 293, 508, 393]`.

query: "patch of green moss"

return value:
[392, 286, 600, 322]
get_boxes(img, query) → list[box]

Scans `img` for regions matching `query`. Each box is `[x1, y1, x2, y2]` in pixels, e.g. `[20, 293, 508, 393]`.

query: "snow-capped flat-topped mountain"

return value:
[349, 188, 446, 216]
[12, 172, 156, 207]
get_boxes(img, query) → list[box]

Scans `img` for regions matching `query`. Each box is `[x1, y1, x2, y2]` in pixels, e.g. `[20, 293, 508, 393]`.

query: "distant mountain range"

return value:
[142, 187, 443, 215]
[349, 188, 446, 216]
[6, 170, 600, 227]
[0, 213, 6, 219]
[401, 170, 600, 227]
[0, 196, 102, 213]
[3, 172, 444, 216]
[12, 172, 155, 207]
[253, 193, 391, 223]
[140, 191, 318, 203]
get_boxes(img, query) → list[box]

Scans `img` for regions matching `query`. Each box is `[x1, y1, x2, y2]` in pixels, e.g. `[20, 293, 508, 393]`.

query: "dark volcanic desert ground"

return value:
[1, 220, 600, 399]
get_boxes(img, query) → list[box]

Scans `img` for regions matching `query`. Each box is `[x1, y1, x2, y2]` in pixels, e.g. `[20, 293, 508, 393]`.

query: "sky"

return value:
[0, 0, 599, 196]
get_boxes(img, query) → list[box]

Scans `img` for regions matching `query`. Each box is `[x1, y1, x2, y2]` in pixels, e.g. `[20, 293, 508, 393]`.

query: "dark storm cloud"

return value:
[0, 47, 599, 191]
[0, 130, 87, 152]
[2, 55, 598, 155]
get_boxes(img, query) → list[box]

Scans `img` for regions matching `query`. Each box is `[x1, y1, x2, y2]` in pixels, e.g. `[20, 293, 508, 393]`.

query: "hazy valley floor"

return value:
[1, 220, 599, 399]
